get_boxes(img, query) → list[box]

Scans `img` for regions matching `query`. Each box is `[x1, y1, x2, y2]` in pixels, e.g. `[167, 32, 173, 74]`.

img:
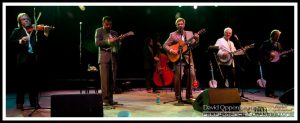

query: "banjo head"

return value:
[209, 80, 218, 88]
[257, 79, 266, 88]
[270, 51, 280, 62]
[218, 53, 232, 64]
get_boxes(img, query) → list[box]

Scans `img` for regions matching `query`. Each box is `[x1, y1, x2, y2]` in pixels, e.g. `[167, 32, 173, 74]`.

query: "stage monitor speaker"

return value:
[193, 88, 241, 112]
[51, 94, 103, 117]
[279, 88, 294, 105]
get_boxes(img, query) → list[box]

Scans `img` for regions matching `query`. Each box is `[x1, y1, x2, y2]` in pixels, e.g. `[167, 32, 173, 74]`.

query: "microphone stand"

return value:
[80, 22, 82, 66]
[233, 36, 257, 102]
[235, 35, 251, 62]
[173, 45, 184, 106]
[163, 48, 184, 105]
[23, 8, 50, 117]
[79, 21, 84, 94]
[213, 52, 224, 81]
[174, 33, 194, 106]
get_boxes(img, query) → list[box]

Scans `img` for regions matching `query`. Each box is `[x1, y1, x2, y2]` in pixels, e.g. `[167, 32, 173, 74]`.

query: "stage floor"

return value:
[4, 88, 295, 120]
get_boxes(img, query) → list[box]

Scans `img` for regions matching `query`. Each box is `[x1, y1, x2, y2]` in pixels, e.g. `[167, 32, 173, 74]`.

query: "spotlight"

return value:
[193, 5, 197, 9]
[79, 6, 85, 11]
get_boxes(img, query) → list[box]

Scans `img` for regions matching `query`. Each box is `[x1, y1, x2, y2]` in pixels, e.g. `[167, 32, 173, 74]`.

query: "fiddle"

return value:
[26, 24, 55, 32]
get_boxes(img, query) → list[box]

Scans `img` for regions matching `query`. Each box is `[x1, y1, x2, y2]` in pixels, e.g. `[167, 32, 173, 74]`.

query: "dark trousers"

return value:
[263, 63, 279, 96]
[16, 54, 39, 106]
[99, 54, 117, 104]
[219, 65, 236, 88]
[145, 68, 157, 92]
[174, 61, 196, 99]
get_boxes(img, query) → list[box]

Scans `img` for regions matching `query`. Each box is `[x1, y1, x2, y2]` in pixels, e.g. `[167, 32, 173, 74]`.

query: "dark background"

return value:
[5, 6, 295, 92]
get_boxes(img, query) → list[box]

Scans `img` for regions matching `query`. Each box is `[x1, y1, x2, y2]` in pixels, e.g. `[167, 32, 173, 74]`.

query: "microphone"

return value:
[234, 34, 239, 41]
[178, 28, 183, 34]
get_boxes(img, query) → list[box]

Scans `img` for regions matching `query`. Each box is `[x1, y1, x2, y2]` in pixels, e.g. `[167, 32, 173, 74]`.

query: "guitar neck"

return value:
[115, 31, 134, 41]
[232, 43, 254, 54]
[115, 35, 125, 41]
[181, 29, 205, 46]
[280, 49, 293, 55]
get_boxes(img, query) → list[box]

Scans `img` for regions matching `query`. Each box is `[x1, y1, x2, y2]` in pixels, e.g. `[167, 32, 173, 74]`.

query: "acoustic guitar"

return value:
[167, 28, 206, 63]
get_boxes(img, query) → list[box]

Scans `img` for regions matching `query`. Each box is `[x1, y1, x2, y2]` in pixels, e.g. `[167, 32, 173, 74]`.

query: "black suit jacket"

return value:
[9, 28, 47, 66]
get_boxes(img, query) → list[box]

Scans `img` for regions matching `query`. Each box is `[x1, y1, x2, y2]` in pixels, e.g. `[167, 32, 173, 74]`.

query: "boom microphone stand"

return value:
[233, 35, 257, 102]
[79, 21, 84, 94]
[232, 53, 257, 102]
[163, 46, 185, 105]
[23, 8, 50, 117]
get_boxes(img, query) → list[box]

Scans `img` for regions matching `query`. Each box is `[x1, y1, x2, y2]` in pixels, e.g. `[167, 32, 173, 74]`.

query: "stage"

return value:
[5, 88, 294, 118]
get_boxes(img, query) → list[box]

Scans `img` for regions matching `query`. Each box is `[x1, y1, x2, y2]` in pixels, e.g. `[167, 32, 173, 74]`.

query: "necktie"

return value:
[28, 39, 33, 54]
[23, 27, 33, 54]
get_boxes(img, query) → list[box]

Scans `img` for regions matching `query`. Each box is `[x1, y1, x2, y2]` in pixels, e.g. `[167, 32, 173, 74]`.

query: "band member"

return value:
[258, 29, 284, 98]
[163, 18, 199, 101]
[144, 37, 160, 93]
[9, 13, 50, 109]
[215, 27, 236, 88]
[95, 16, 125, 106]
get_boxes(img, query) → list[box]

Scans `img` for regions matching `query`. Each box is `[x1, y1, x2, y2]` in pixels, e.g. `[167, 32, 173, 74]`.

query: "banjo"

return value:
[269, 48, 293, 63]
[257, 62, 266, 88]
[208, 61, 217, 88]
[218, 43, 255, 64]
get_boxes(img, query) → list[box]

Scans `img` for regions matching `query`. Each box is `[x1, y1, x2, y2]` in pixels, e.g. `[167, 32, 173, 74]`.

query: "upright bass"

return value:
[153, 52, 174, 87]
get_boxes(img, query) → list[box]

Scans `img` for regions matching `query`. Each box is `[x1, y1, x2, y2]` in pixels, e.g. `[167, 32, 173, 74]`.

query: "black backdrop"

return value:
[5, 5, 295, 91]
